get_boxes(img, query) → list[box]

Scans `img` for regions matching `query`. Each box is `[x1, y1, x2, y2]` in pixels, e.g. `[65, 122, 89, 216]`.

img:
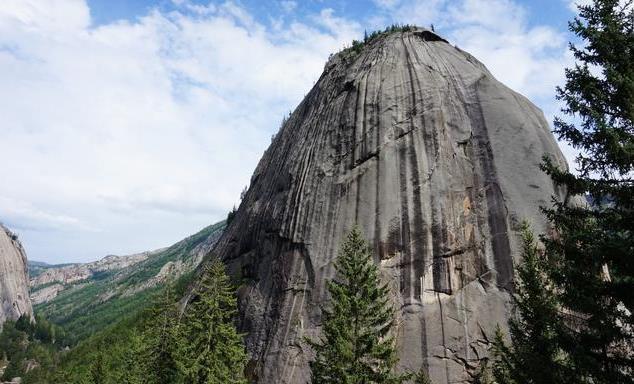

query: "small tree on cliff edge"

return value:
[308, 226, 409, 384]
[540, 0, 633, 382]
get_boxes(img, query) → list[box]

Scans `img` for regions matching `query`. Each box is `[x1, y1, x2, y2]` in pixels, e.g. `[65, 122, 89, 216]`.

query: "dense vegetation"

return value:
[488, 1, 633, 383]
[1, 257, 246, 383]
[0, 315, 69, 383]
[307, 227, 413, 384]
[35, 221, 225, 343]
[4, 3, 631, 381]
[3, 227, 423, 383]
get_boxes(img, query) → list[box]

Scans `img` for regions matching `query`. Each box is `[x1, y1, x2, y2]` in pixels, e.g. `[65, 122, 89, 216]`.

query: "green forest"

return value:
[1, 0, 632, 383]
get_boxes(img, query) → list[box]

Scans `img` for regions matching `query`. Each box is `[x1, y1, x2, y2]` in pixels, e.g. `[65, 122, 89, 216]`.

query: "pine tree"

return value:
[120, 332, 146, 384]
[144, 286, 182, 384]
[308, 226, 408, 384]
[540, 1, 634, 382]
[179, 259, 247, 384]
[490, 223, 571, 384]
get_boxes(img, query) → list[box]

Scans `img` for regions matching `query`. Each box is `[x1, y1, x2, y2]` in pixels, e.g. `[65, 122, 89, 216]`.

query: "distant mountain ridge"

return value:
[32, 220, 225, 341]
[29, 249, 165, 304]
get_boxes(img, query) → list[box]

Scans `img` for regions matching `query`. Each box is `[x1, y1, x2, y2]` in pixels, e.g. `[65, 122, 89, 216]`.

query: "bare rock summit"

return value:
[197, 28, 568, 383]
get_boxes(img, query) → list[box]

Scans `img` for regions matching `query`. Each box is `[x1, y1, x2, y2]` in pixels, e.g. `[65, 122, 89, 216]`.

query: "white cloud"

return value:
[0, 0, 90, 31]
[566, 0, 593, 12]
[280, 1, 297, 13]
[0, 0, 360, 262]
[0, 0, 576, 263]
[373, 0, 570, 103]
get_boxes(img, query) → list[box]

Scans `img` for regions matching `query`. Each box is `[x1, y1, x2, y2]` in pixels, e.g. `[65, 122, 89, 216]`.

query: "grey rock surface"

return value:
[198, 28, 568, 383]
[0, 224, 33, 326]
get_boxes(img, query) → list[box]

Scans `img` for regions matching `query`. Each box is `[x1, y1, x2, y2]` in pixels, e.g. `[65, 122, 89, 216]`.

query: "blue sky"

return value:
[0, 0, 583, 263]
[86, 0, 573, 30]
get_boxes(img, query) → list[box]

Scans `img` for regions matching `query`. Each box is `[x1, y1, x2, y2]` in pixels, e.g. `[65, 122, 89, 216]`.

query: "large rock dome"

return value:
[197, 27, 567, 383]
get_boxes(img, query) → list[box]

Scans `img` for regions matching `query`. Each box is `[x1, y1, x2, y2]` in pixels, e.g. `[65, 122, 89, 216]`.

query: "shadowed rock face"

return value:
[203, 28, 567, 383]
[0, 224, 33, 326]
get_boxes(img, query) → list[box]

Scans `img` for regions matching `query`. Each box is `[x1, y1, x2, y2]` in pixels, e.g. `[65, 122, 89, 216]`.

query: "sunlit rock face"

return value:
[199, 28, 567, 383]
[0, 224, 33, 326]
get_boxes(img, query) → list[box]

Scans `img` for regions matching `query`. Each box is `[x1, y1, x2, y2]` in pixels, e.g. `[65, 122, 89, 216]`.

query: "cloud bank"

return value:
[0, 0, 572, 262]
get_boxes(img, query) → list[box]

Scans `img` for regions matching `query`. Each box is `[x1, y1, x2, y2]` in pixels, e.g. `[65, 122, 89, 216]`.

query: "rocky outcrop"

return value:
[196, 28, 568, 383]
[0, 224, 33, 326]
[30, 283, 65, 305]
[30, 250, 161, 289]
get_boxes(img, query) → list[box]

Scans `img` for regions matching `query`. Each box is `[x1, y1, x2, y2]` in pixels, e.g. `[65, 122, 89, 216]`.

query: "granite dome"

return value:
[193, 27, 568, 384]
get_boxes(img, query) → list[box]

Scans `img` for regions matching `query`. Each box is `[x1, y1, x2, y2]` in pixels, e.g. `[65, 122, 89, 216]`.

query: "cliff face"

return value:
[0, 224, 33, 326]
[202, 29, 567, 383]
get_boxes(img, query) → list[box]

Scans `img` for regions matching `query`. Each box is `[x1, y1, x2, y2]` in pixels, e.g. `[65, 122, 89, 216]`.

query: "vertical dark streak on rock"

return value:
[397, 34, 414, 299]
[403, 35, 428, 299]
[374, 63, 384, 262]
[468, 80, 513, 290]
[398, 141, 412, 297]
[403, 34, 431, 372]
[196, 29, 567, 384]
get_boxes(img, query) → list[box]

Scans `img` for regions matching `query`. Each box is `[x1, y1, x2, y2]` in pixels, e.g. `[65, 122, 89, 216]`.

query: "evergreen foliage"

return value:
[490, 223, 570, 384]
[336, 24, 415, 58]
[0, 315, 64, 383]
[89, 353, 106, 384]
[179, 259, 247, 384]
[119, 333, 146, 384]
[308, 226, 408, 384]
[539, 0, 634, 382]
[414, 368, 433, 384]
[0, 255, 247, 383]
[33, 221, 226, 345]
[143, 286, 182, 384]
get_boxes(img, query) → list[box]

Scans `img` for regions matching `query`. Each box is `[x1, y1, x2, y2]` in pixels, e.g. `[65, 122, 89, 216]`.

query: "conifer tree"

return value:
[144, 286, 182, 384]
[540, 1, 633, 382]
[308, 226, 408, 384]
[89, 353, 106, 384]
[120, 332, 146, 384]
[179, 258, 247, 384]
[490, 223, 570, 384]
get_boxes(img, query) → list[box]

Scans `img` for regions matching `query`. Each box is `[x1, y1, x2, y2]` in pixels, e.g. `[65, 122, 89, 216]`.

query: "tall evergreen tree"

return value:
[540, 0, 634, 382]
[179, 259, 247, 384]
[144, 286, 182, 384]
[119, 332, 146, 384]
[308, 226, 408, 384]
[489, 223, 571, 384]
